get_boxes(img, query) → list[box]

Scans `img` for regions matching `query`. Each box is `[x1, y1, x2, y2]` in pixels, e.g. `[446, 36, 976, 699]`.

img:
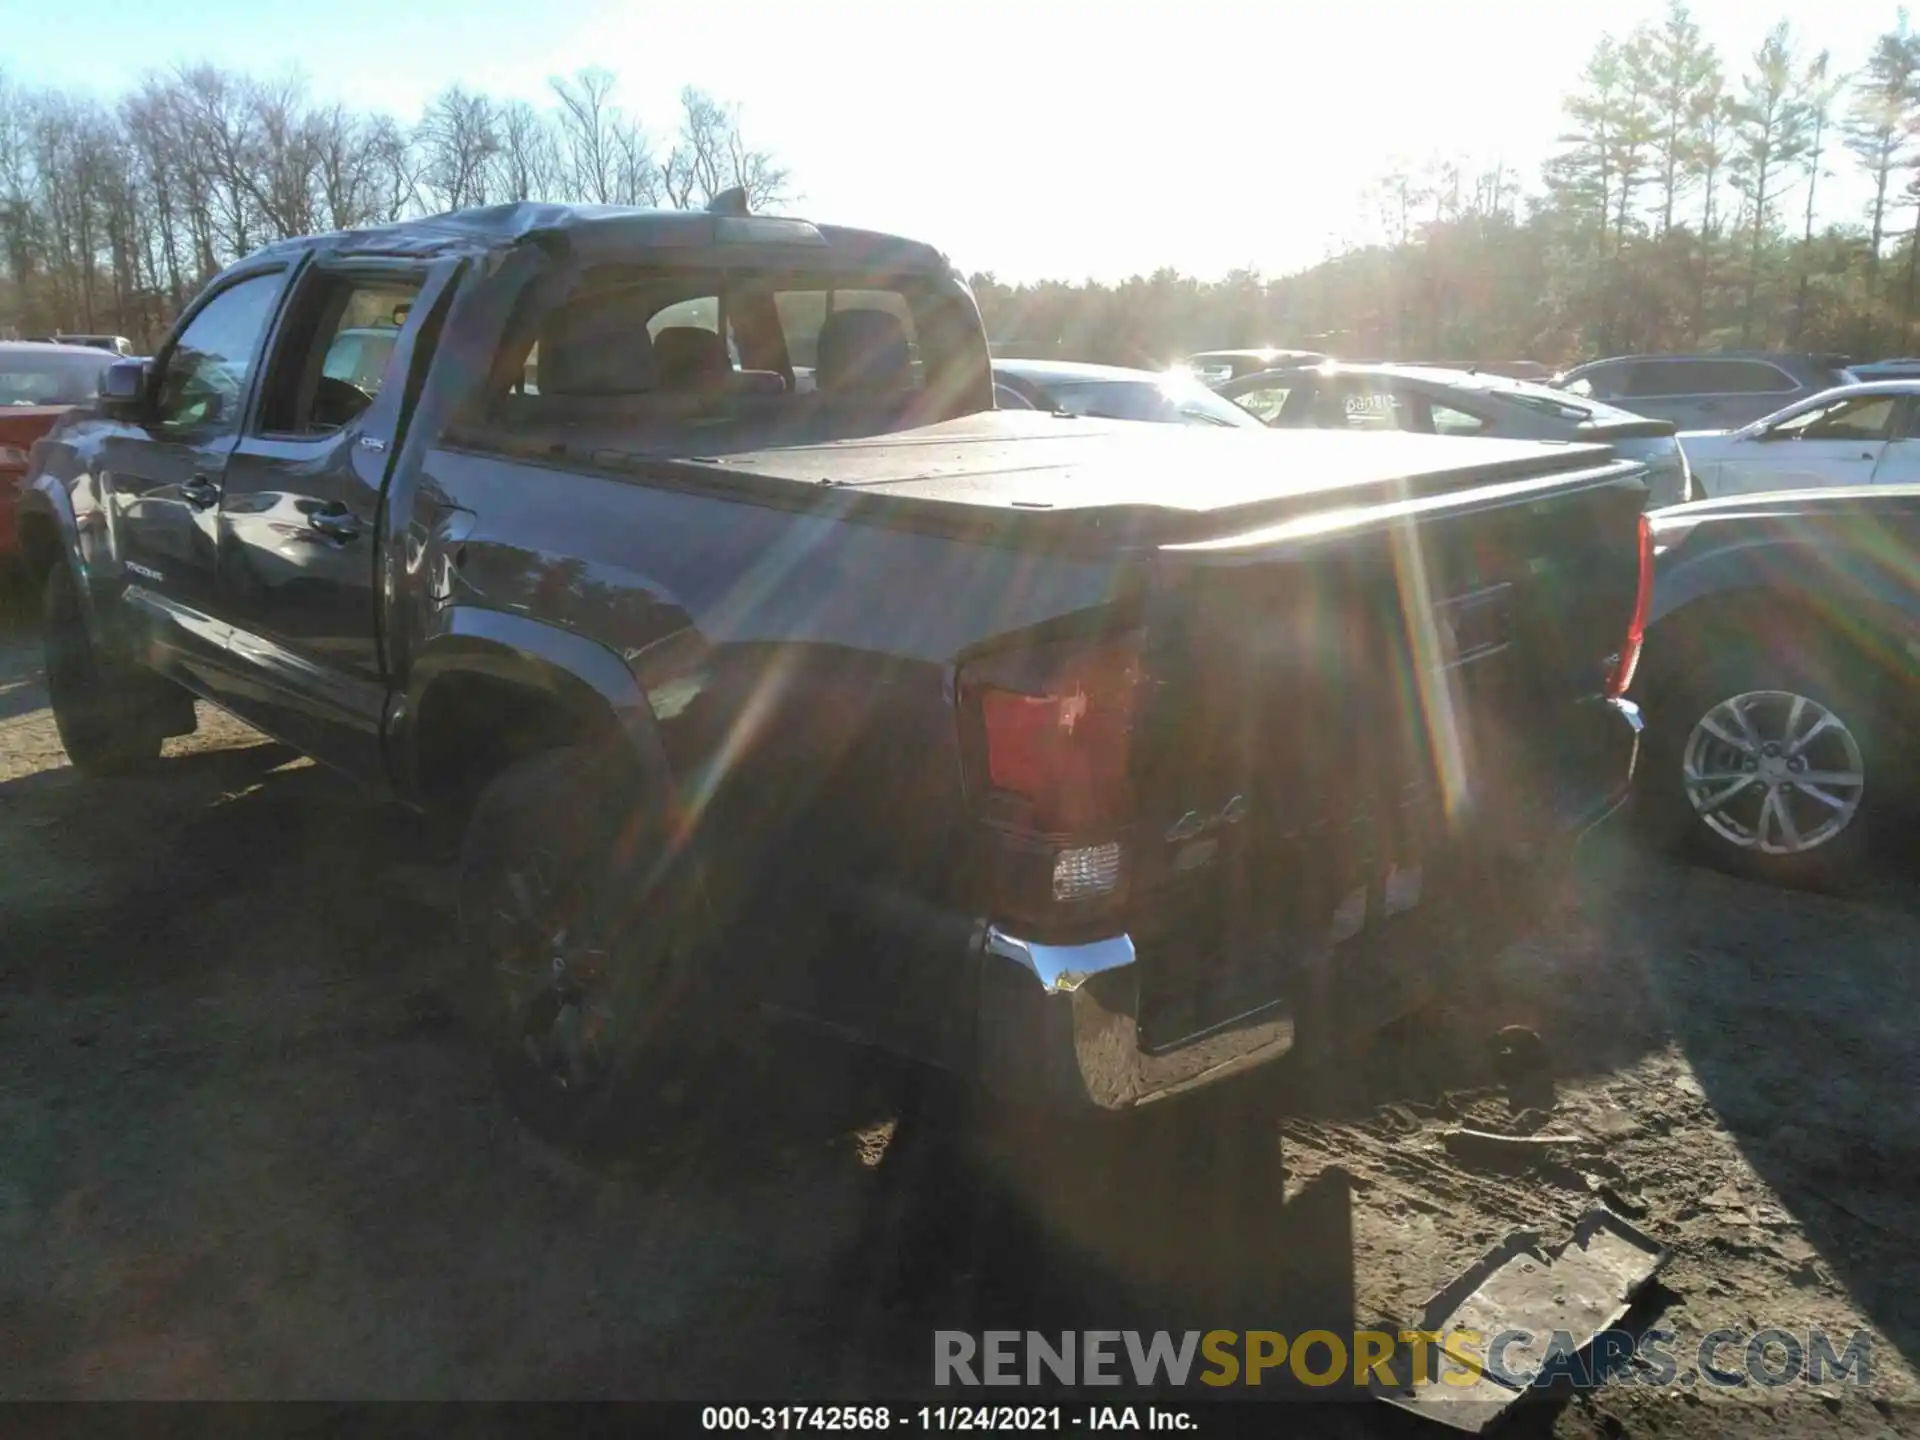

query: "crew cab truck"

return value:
[17, 202, 1649, 1152]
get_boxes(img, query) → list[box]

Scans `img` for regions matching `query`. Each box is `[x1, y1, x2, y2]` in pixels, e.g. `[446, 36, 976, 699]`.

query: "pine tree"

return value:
[1546, 38, 1629, 242]
[1730, 21, 1813, 343]
[1612, 30, 1662, 238]
[1793, 51, 1848, 340]
[1646, 2, 1722, 236]
[1843, 12, 1920, 349]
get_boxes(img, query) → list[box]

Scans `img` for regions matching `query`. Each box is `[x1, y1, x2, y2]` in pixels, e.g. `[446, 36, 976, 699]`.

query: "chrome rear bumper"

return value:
[971, 697, 1642, 1115]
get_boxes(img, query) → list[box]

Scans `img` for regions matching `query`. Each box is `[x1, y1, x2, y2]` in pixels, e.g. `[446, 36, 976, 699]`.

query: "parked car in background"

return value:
[51, 334, 136, 357]
[321, 323, 403, 393]
[1181, 348, 1327, 387]
[1635, 485, 1920, 885]
[1396, 360, 1555, 382]
[1219, 363, 1691, 506]
[992, 358, 1264, 427]
[1553, 352, 1856, 432]
[1, 341, 116, 573]
[1844, 358, 1920, 382]
[1676, 381, 1920, 497]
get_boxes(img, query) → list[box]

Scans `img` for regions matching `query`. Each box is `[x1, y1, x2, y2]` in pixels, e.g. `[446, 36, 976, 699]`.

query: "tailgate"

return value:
[1122, 460, 1645, 1050]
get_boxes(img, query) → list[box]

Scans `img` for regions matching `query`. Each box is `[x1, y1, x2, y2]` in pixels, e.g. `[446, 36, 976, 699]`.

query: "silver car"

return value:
[1553, 353, 1857, 432]
[992, 359, 1266, 428]
[1220, 363, 1693, 507]
[1676, 381, 1920, 497]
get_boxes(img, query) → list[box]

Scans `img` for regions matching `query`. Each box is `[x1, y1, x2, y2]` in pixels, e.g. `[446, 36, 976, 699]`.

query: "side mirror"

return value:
[99, 359, 152, 421]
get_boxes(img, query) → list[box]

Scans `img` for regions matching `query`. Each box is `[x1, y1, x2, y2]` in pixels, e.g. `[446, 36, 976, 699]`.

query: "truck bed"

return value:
[464, 410, 1636, 549]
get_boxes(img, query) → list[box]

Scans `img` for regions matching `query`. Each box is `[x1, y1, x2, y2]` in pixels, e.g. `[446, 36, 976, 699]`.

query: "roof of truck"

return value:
[245, 202, 949, 271]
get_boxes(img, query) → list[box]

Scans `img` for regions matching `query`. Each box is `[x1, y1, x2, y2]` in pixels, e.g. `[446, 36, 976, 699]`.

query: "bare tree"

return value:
[365, 115, 422, 223]
[417, 85, 501, 213]
[494, 100, 560, 202]
[0, 72, 45, 332]
[246, 74, 324, 238]
[610, 113, 660, 206]
[550, 68, 623, 204]
[0, 57, 791, 341]
[662, 87, 790, 210]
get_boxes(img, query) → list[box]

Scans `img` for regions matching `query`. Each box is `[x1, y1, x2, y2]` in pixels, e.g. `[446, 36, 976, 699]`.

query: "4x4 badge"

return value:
[1165, 794, 1249, 843]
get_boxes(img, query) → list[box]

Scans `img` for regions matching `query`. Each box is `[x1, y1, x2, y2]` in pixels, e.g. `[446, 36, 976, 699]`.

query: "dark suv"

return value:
[1554, 353, 1857, 432]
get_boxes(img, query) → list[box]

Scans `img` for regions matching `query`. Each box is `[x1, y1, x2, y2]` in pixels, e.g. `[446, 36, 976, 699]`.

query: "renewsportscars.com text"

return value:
[934, 1328, 1873, 1391]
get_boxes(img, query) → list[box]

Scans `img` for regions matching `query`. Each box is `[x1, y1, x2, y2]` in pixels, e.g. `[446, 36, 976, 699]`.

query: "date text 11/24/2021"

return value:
[701, 1407, 1197, 1431]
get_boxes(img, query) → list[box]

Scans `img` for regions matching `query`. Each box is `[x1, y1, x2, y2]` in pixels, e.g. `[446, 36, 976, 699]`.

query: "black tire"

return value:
[42, 563, 168, 776]
[456, 744, 732, 1165]
[1642, 645, 1878, 889]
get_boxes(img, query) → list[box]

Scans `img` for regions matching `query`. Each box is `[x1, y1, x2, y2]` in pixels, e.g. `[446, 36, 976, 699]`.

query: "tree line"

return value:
[0, 67, 789, 345]
[10, 8, 1920, 370]
[972, 6, 1920, 369]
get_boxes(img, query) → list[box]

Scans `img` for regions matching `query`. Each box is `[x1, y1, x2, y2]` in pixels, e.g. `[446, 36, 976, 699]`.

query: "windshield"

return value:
[1046, 375, 1263, 428]
[0, 350, 111, 406]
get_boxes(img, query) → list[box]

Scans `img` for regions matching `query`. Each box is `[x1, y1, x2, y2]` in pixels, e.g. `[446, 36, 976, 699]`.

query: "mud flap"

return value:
[145, 674, 200, 738]
[1369, 1207, 1669, 1432]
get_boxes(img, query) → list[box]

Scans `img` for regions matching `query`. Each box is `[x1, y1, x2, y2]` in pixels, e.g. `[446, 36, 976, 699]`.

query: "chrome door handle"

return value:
[308, 504, 364, 541]
[181, 475, 220, 509]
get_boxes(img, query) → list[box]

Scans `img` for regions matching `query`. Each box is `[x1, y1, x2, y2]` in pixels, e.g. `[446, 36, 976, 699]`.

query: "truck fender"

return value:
[396, 606, 678, 791]
[395, 607, 716, 907]
[17, 473, 101, 637]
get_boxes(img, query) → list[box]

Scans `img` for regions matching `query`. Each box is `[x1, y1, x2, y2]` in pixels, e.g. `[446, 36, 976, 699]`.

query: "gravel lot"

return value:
[1, 616, 1916, 1434]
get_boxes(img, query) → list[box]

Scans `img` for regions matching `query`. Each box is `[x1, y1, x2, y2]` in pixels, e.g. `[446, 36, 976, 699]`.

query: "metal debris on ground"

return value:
[1440, 1126, 1590, 1170]
[1372, 1206, 1670, 1433]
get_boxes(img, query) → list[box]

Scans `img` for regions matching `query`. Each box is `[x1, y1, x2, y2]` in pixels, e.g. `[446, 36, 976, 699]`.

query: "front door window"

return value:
[153, 274, 284, 436]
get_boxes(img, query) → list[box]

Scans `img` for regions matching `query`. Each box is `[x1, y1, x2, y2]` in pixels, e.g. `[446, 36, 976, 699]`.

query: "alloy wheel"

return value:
[1681, 689, 1865, 856]
[484, 847, 619, 1092]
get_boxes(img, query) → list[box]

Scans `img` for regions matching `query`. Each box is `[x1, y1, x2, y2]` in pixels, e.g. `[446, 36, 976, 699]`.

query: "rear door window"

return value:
[1430, 401, 1489, 435]
[1631, 359, 1798, 397]
[1331, 380, 1410, 431]
[1563, 361, 1630, 400]
[258, 275, 421, 435]
[1230, 383, 1290, 423]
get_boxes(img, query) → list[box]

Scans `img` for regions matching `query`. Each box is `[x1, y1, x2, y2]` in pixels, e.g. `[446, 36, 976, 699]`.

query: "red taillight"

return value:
[1606, 513, 1654, 698]
[963, 633, 1145, 836]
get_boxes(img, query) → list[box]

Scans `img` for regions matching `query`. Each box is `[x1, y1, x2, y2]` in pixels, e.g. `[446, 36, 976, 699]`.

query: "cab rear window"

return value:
[467, 262, 988, 457]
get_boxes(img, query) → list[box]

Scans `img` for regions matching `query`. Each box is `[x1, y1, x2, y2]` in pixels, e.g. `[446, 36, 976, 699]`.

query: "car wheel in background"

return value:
[1649, 653, 1877, 888]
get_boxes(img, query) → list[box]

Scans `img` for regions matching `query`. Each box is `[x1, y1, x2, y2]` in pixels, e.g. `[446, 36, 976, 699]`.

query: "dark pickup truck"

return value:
[17, 201, 1648, 1152]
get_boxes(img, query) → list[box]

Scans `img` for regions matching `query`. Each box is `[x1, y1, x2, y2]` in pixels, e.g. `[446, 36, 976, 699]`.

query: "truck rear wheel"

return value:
[456, 744, 727, 1165]
[42, 563, 175, 776]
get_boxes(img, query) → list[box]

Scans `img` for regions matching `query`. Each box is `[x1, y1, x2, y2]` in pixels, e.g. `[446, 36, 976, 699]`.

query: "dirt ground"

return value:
[1, 617, 1916, 1434]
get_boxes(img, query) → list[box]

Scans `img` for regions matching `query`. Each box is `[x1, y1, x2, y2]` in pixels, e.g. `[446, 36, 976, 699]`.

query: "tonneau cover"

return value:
[687, 410, 1621, 526]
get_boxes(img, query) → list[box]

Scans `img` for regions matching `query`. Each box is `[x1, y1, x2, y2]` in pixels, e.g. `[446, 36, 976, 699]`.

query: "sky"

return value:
[0, 0, 1899, 282]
